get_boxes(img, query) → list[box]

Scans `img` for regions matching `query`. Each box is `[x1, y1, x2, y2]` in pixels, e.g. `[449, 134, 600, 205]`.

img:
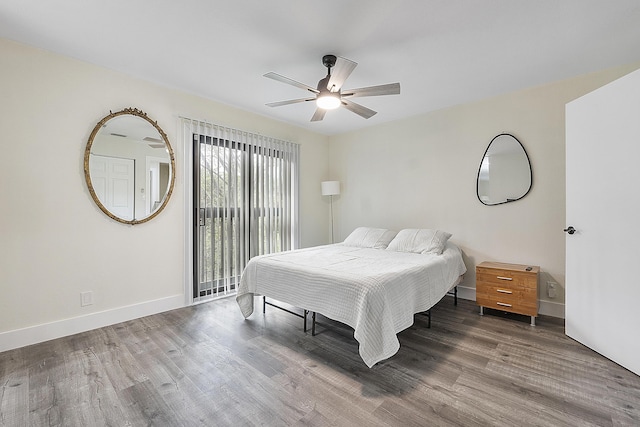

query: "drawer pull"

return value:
[496, 302, 512, 307]
[496, 289, 513, 294]
[497, 276, 513, 281]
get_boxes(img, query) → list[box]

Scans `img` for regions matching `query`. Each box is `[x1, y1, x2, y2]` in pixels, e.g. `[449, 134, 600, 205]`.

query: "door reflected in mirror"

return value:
[477, 133, 532, 205]
[84, 108, 175, 224]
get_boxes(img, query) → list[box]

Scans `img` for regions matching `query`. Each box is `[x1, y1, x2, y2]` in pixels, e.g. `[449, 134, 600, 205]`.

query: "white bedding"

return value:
[236, 242, 467, 367]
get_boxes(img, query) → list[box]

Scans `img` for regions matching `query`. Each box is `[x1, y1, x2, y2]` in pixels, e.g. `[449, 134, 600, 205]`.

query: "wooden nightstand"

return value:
[476, 261, 539, 326]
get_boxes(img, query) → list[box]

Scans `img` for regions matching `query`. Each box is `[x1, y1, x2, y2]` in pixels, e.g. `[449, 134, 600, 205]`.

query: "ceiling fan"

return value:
[264, 54, 400, 122]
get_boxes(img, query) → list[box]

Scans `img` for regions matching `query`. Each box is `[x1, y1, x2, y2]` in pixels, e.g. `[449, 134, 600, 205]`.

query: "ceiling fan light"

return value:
[316, 93, 341, 110]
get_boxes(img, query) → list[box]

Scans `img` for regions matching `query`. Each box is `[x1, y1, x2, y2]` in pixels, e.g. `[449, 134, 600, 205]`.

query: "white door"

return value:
[90, 154, 135, 220]
[565, 69, 640, 376]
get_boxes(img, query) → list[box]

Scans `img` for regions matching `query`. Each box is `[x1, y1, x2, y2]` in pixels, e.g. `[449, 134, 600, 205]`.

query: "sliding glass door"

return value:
[192, 131, 298, 302]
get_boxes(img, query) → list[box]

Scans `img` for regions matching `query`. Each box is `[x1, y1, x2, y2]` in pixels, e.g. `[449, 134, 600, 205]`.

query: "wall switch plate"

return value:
[81, 291, 93, 307]
[547, 282, 557, 299]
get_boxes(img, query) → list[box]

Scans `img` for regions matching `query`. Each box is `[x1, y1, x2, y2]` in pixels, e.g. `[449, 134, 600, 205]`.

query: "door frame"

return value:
[183, 128, 195, 305]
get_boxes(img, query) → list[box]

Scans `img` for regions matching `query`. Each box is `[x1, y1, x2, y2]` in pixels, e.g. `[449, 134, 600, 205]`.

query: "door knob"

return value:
[564, 226, 576, 235]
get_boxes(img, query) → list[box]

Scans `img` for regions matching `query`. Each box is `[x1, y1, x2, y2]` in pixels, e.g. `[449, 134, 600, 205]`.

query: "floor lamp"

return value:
[321, 181, 340, 243]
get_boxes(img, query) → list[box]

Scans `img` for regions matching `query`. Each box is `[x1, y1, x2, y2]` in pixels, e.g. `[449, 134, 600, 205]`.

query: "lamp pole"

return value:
[330, 194, 335, 244]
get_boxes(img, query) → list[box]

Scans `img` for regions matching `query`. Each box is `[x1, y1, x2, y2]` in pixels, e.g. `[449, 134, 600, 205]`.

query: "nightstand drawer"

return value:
[476, 284, 537, 316]
[476, 268, 537, 290]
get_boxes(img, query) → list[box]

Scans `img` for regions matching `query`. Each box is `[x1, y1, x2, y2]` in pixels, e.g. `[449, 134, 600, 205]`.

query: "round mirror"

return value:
[477, 133, 532, 205]
[84, 108, 175, 224]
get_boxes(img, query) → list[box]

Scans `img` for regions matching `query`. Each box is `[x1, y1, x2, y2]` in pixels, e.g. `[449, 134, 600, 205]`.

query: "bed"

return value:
[236, 227, 467, 367]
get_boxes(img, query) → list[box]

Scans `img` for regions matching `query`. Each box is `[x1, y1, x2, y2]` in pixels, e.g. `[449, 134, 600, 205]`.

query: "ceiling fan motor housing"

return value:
[322, 54, 337, 69]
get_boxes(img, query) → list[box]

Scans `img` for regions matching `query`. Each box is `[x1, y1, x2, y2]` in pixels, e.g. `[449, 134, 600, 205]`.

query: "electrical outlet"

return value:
[81, 291, 93, 307]
[547, 282, 557, 299]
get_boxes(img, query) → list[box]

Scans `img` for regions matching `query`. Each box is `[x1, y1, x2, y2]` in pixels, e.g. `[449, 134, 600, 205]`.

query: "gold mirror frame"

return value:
[84, 108, 176, 225]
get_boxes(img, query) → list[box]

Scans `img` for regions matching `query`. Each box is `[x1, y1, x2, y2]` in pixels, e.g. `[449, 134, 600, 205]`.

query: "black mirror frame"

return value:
[476, 133, 532, 206]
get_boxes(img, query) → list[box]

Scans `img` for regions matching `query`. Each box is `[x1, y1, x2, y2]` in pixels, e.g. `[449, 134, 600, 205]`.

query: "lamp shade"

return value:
[321, 181, 340, 196]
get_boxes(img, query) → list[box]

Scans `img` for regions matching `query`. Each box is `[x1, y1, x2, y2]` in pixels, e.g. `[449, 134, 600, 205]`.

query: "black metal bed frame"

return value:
[262, 286, 458, 336]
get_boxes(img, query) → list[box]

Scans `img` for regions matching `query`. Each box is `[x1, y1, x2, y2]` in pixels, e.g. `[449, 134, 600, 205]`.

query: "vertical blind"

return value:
[181, 118, 300, 301]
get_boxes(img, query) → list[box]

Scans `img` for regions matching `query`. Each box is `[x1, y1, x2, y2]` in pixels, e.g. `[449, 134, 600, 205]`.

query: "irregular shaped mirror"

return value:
[84, 108, 175, 224]
[477, 133, 532, 205]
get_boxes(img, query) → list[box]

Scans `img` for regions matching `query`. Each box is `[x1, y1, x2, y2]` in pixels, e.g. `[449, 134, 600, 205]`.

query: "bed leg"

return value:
[312, 312, 316, 336]
[263, 296, 266, 314]
[454, 286, 458, 306]
[303, 310, 308, 332]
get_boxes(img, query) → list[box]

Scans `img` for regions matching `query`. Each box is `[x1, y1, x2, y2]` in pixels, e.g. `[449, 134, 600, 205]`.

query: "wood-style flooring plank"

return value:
[0, 348, 28, 427]
[27, 341, 67, 426]
[271, 363, 385, 426]
[453, 366, 613, 427]
[63, 347, 129, 426]
[117, 379, 181, 426]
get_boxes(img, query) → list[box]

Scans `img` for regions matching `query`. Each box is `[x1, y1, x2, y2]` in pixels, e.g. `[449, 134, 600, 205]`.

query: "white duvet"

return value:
[236, 242, 467, 367]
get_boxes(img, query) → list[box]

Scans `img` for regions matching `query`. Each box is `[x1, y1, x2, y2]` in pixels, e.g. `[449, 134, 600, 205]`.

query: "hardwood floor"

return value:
[1, 296, 639, 426]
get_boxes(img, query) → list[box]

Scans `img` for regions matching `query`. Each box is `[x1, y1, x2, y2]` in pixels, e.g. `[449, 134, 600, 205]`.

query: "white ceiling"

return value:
[2, 1, 640, 136]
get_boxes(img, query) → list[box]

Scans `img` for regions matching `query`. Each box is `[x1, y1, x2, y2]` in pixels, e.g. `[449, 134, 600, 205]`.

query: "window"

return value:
[190, 125, 299, 302]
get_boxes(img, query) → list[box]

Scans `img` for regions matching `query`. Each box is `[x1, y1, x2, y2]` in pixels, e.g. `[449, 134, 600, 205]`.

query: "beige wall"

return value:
[0, 38, 329, 337]
[328, 61, 640, 315]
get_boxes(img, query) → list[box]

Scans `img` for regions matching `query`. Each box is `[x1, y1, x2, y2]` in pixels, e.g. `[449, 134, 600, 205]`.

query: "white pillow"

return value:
[386, 228, 452, 255]
[343, 227, 397, 249]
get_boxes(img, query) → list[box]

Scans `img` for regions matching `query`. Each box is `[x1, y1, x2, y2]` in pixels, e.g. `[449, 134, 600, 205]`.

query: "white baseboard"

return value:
[455, 285, 477, 302]
[538, 300, 565, 319]
[455, 285, 565, 319]
[0, 294, 185, 353]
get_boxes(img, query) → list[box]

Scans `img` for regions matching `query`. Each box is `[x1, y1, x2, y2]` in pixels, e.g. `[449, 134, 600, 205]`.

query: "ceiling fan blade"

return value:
[310, 108, 326, 122]
[266, 97, 315, 107]
[264, 72, 319, 94]
[341, 99, 377, 119]
[327, 57, 357, 91]
[342, 82, 401, 98]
